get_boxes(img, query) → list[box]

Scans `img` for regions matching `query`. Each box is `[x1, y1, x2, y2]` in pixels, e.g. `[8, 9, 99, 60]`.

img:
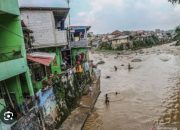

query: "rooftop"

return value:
[20, 6, 69, 19]
[70, 26, 91, 31]
[113, 35, 129, 40]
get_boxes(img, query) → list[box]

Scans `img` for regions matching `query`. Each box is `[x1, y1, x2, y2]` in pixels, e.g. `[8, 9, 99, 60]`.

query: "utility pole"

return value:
[67, 0, 71, 26]
[67, 0, 71, 48]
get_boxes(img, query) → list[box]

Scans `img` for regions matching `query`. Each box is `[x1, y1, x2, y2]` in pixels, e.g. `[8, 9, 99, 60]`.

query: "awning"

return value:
[27, 52, 56, 66]
[27, 55, 52, 66]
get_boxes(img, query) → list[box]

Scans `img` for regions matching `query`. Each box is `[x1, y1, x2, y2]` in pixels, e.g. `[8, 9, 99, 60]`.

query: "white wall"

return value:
[21, 10, 67, 48]
[111, 38, 128, 49]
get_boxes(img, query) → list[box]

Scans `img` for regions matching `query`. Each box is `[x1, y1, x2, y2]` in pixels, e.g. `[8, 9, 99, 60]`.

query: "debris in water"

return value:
[159, 55, 171, 62]
[114, 56, 118, 59]
[114, 66, 118, 71]
[117, 52, 121, 55]
[115, 92, 120, 95]
[97, 61, 105, 65]
[105, 76, 111, 79]
[131, 59, 142, 62]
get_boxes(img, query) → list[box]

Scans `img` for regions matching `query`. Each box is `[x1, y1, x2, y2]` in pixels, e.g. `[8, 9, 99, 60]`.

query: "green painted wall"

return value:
[32, 48, 62, 92]
[6, 76, 23, 104]
[51, 48, 62, 74]
[0, 58, 27, 81]
[0, 15, 24, 62]
[0, 0, 19, 15]
[0, 0, 34, 116]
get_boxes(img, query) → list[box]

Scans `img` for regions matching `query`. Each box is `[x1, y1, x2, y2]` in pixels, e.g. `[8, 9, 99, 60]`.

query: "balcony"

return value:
[0, 58, 28, 81]
[70, 39, 89, 48]
[30, 30, 68, 48]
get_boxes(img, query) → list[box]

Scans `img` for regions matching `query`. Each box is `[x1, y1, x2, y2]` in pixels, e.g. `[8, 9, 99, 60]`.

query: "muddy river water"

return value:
[83, 43, 180, 130]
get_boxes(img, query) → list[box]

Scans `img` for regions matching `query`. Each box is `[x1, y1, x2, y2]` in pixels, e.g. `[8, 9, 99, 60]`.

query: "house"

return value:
[20, 6, 70, 89]
[70, 26, 91, 65]
[111, 35, 131, 49]
[20, 7, 69, 48]
[111, 30, 122, 36]
[0, 0, 34, 129]
[19, 6, 72, 128]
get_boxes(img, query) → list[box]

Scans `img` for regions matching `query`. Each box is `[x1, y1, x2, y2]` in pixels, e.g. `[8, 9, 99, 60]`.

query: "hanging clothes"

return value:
[83, 62, 90, 72]
[76, 65, 83, 73]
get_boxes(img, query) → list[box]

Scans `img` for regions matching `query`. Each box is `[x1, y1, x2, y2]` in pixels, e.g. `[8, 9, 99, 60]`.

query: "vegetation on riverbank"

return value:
[97, 35, 168, 51]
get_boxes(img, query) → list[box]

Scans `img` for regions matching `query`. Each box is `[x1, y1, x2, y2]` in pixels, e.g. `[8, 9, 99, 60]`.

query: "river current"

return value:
[83, 43, 180, 130]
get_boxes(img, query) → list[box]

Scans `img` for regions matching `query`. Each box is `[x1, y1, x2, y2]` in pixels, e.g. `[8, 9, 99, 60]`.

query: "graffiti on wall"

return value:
[37, 87, 57, 115]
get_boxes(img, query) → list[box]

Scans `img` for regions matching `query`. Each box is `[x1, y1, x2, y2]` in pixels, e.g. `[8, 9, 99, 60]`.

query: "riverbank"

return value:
[58, 78, 101, 130]
[94, 41, 177, 55]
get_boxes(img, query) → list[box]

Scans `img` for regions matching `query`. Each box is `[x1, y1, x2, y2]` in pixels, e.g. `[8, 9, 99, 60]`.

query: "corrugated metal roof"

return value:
[70, 26, 91, 31]
[27, 52, 56, 66]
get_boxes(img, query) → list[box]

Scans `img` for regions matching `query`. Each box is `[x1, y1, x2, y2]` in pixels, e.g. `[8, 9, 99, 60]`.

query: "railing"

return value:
[70, 39, 89, 48]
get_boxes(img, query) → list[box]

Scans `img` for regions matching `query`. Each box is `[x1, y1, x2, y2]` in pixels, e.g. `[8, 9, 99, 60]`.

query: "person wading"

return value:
[105, 94, 109, 104]
[128, 63, 133, 71]
[114, 66, 118, 71]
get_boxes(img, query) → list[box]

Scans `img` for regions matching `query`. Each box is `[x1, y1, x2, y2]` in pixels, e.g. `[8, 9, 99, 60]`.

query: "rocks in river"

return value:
[139, 50, 144, 54]
[114, 56, 118, 59]
[97, 61, 105, 65]
[159, 55, 171, 62]
[131, 59, 142, 62]
[105, 76, 111, 79]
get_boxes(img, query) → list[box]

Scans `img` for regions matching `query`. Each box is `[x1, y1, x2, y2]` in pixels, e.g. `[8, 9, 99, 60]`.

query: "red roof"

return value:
[111, 30, 122, 35]
[27, 55, 52, 66]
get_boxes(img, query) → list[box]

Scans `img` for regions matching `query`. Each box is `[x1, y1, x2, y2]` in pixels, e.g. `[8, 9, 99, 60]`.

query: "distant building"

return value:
[69, 26, 91, 65]
[155, 29, 161, 33]
[111, 30, 122, 36]
[110, 35, 131, 49]
[70, 26, 91, 48]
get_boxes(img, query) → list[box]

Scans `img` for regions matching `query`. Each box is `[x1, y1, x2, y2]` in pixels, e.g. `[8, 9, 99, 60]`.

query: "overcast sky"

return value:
[19, 0, 180, 34]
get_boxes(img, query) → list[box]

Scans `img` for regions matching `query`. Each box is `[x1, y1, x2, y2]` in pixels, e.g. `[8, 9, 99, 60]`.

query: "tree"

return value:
[169, 0, 180, 4]
[174, 26, 180, 41]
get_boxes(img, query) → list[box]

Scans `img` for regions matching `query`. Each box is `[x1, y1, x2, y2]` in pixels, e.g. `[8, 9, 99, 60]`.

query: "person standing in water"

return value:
[128, 63, 133, 71]
[114, 66, 118, 71]
[105, 94, 109, 104]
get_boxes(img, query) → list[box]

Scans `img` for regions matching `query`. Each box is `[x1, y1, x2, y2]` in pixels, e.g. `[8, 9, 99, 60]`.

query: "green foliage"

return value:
[98, 35, 160, 51]
[174, 26, 180, 41]
[52, 70, 92, 125]
[169, 0, 180, 4]
[132, 35, 160, 50]
[116, 44, 124, 50]
[99, 42, 112, 50]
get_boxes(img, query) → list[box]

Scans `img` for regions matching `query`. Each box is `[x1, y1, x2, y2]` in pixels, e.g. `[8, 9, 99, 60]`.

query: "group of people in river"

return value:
[113, 63, 133, 72]
[105, 63, 133, 105]
[105, 92, 120, 105]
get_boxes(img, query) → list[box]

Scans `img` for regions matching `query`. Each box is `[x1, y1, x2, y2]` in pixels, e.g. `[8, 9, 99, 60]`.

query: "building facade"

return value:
[0, 0, 34, 129]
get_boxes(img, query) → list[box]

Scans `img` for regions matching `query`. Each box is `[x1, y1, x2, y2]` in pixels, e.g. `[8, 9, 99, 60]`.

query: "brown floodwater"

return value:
[83, 43, 180, 130]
